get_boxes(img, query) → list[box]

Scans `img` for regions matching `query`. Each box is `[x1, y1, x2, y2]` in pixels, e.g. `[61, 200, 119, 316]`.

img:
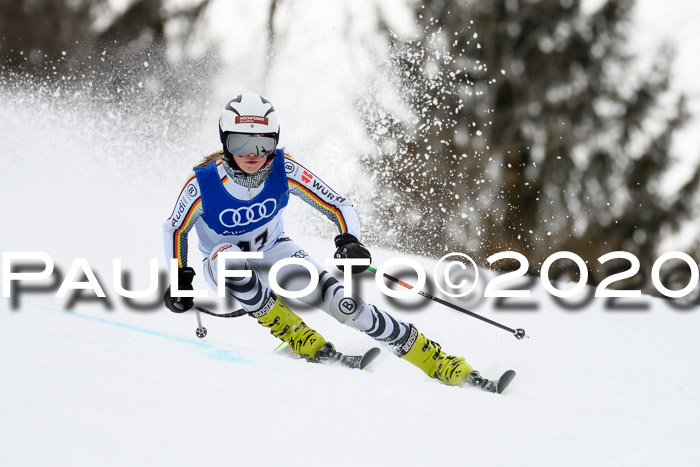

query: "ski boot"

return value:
[252, 294, 327, 360]
[313, 342, 342, 363]
[465, 371, 498, 393]
[397, 325, 474, 386]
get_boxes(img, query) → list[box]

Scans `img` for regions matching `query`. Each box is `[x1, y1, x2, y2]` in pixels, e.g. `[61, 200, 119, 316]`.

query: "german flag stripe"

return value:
[285, 155, 348, 233]
[285, 155, 311, 174]
[169, 159, 223, 216]
[288, 179, 347, 233]
[173, 198, 202, 268]
[168, 173, 196, 218]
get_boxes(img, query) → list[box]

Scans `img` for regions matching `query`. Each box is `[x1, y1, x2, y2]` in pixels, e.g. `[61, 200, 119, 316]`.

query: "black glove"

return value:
[164, 267, 196, 313]
[334, 233, 371, 274]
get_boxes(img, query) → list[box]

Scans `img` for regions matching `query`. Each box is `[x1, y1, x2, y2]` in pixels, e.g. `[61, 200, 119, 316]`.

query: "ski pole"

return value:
[195, 306, 247, 318]
[368, 266, 528, 340]
[194, 307, 207, 338]
[190, 306, 248, 339]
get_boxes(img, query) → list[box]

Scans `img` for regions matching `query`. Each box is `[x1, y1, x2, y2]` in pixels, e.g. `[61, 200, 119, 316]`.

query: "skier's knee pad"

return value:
[327, 293, 374, 331]
[204, 243, 248, 288]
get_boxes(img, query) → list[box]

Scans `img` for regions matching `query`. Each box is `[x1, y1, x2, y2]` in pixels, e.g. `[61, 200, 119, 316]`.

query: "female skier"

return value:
[162, 93, 497, 390]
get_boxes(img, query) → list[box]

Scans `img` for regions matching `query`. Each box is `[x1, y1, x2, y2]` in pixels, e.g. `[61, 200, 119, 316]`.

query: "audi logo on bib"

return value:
[219, 199, 277, 227]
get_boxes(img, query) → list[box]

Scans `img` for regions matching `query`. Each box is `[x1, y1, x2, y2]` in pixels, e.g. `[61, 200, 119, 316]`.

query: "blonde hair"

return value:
[197, 150, 224, 168]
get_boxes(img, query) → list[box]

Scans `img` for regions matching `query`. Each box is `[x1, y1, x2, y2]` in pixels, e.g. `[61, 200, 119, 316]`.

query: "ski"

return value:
[496, 370, 516, 394]
[465, 369, 516, 394]
[337, 347, 381, 370]
[273, 341, 380, 370]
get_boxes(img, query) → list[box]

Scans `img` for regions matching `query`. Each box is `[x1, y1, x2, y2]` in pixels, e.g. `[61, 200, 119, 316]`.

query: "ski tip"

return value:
[360, 347, 381, 370]
[497, 370, 516, 394]
[273, 341, 290, 354]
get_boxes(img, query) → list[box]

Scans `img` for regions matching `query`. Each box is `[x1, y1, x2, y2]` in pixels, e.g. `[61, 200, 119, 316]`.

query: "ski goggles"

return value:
[225, 133, 277, 158]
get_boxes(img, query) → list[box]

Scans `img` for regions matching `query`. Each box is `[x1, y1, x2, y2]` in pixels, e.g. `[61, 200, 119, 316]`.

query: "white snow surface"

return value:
[1, 76, 699, 467]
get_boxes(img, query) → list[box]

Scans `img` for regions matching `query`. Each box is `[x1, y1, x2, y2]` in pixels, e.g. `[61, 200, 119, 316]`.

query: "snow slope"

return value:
[1, 81, 699, 467]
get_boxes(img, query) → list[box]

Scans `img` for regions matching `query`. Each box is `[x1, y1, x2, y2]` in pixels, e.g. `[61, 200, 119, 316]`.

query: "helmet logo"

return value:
[236, 115, 269, 125]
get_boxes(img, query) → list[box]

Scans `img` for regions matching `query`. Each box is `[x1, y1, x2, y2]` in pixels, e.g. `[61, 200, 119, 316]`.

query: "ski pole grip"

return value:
[514, 328, 527, 340]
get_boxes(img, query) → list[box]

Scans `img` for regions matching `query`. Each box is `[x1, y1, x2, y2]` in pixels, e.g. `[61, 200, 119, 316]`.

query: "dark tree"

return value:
[359, 0, 700, 287]
[0, 0, 214, 98]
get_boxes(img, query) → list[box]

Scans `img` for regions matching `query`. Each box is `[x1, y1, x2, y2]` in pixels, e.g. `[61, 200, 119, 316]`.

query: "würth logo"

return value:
[236, 115, 268, 125]
[302, 170, 313, 183]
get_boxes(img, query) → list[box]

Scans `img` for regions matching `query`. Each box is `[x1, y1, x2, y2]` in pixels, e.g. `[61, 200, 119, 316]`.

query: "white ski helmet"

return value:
[219, 93, 280, 165]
